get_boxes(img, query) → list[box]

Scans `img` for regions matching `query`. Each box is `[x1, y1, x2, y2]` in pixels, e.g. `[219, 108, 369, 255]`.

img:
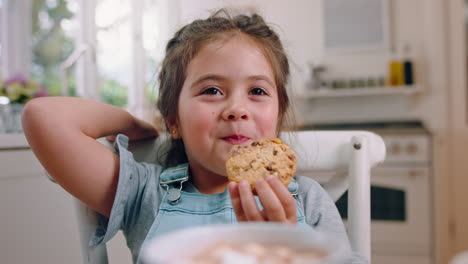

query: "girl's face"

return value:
[175, 34, 279, 181]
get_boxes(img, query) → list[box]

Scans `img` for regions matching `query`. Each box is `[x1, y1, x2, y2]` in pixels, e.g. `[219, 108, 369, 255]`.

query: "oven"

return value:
[301, 123, 433, 264]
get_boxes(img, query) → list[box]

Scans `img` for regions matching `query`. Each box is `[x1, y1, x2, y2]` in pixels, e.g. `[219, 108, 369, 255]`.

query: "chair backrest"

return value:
[283, 130, 385, 263]
[68, 130, 386, 263]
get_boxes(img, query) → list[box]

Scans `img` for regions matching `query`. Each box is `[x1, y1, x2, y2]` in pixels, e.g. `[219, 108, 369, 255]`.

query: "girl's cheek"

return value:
[265, 113, 278, 126]
[258, 114, 279, 136]
[180, 103, 213, 126]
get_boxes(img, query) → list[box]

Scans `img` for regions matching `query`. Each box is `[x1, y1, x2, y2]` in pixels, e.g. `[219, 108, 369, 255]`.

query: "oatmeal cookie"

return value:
[226, 138, 297, 189]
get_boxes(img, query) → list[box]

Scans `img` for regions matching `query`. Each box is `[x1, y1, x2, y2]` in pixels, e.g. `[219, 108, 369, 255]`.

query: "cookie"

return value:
[226, 138, 297, 189]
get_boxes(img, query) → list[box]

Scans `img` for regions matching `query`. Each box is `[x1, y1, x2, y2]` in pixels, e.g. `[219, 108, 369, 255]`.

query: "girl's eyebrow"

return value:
[247, 75, 275, 87]
[191, 74, 226, 88]
[191, 74, 275, 88]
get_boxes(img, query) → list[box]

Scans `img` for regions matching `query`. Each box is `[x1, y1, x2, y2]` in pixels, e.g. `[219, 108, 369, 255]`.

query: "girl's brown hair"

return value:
[157, 9, 291, 167]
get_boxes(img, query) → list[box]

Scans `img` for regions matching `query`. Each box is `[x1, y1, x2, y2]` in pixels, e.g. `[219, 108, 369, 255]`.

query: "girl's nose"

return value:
[222, 106, 249, 121]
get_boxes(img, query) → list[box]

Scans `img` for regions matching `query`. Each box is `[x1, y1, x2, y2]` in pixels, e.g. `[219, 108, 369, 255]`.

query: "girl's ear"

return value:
[170, 128, 180, 139]
[166, 119, 180, 139]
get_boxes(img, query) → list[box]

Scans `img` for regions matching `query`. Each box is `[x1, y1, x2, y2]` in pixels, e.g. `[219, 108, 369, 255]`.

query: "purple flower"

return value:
[1, 74, 48, 103]
[35, 84, 48, 98]
[4, 74, 28, 86]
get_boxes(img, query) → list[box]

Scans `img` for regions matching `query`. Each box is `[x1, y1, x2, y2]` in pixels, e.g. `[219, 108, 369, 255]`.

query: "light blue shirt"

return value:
[91, 134, 366, 263]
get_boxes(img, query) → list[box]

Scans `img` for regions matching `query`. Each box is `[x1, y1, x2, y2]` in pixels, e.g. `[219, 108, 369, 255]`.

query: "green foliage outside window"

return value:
[31, 0, 131, 108]
[99, 79, 127, 107]
[31, 0, 76, 96]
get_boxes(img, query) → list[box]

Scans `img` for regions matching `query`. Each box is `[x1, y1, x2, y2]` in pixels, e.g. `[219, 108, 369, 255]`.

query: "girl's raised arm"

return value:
[22, 97, 158, 217]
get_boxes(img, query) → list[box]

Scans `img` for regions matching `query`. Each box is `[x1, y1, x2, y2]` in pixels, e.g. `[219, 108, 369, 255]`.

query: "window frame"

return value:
[76, 0, 147, 117]
[1, 0, 32, 79]
[1, 0, 149, 119]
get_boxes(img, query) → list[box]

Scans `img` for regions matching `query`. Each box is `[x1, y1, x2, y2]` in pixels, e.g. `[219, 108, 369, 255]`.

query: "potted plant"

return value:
[0, 74, 47, 133]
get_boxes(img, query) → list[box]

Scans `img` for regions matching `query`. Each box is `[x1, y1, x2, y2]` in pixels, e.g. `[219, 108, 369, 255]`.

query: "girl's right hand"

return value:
[228, 175, 298, 225]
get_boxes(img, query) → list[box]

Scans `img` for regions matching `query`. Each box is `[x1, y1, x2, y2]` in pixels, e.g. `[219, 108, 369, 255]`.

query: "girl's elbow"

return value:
[22, 98, 48, 132]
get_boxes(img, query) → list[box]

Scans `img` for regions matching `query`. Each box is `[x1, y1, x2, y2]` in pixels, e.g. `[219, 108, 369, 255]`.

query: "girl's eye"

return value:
[201, 87, 222, 95]
[250, 87, 268, 96]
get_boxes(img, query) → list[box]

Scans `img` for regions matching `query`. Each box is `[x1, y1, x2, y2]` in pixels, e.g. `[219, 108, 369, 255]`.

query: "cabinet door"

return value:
[0, 150, 82, 263]
[0, 149, 131, 264]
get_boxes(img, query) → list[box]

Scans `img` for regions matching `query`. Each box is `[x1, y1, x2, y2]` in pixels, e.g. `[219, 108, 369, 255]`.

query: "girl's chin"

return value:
[217, 167, 229, 178]
[205, 163, 229, 178]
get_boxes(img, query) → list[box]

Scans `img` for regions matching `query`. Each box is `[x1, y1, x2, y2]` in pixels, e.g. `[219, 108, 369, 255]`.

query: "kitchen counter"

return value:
[0, 133, 30, 149]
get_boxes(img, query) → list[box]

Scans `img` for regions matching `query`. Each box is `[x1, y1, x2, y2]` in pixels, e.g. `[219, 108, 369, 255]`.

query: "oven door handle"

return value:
[319, 166, 429, 200]
[370, 167, 429, 190]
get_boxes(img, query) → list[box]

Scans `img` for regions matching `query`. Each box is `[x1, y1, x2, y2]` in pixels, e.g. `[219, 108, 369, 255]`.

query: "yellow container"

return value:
[388, 60, 404, 86]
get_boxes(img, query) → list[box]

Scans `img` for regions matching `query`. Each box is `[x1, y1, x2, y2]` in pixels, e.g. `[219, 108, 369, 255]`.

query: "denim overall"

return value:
[138, 163, 307, 259]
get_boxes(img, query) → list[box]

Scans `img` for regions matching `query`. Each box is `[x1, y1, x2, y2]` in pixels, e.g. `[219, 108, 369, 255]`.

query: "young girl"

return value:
[22, 9, 365, 263]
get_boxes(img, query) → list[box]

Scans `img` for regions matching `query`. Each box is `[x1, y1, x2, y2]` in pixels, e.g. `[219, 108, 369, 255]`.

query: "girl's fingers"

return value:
[228, 182, 247, 221]
[238, 180, 264, 221]
[266, 175, 297, 222]
[255, 178, 287, 222]
[230, 177, 297, 224]
[260, 209, 268, 219]
[105, 135, 116, 142]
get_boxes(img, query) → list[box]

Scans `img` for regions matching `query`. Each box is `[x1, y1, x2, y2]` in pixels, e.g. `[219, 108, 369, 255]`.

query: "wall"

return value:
[448, 0, 468, 258]
[175, 0, 435, 126]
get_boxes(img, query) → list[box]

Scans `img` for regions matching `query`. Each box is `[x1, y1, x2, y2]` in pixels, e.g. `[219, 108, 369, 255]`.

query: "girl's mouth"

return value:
[222, 135, 250, 145]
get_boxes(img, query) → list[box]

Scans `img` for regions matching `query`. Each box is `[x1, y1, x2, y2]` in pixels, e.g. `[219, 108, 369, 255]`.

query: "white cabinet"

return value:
[0, 147, 82, 263]
[0, 134, 131, 264]
[296, 85, 422, 99]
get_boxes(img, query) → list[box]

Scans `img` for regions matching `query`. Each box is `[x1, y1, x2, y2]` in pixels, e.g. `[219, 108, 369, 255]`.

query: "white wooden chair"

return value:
[58, 130, 386, 263]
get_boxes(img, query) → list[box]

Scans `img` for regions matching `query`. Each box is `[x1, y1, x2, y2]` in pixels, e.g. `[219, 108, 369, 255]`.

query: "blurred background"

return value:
[0, 0, 467, 263]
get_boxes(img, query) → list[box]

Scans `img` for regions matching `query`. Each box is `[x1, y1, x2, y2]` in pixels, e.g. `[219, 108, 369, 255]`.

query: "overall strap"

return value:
[159, 163, 189, 185]
[288, 177, 306, 222]
[159, 163, 189, 205]
[287, 177, 299, 196]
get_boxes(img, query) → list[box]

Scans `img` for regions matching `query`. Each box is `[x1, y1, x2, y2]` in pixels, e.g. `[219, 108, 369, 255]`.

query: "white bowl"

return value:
[141, 223, 348, 264]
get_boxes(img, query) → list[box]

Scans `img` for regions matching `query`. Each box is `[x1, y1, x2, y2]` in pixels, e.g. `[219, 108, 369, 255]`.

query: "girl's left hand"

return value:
[228, 175, 298, 224]
[106, 117, 158, 142]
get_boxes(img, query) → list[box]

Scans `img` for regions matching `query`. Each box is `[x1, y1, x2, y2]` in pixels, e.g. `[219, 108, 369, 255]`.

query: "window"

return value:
[31, 0, 78, 96]
[83, 0, 167, 114]
[1, 0, 168, 127]
[142, 0, 168, 107]
[95, 0, 167, 111]
[0, 0, 3, 78]
[95, 0, 131, 108]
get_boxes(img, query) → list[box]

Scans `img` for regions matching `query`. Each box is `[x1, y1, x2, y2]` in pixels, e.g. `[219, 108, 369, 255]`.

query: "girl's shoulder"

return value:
[294, 175, 334, 204]
[112, 134, 166, 179]
[295, 176, 324, 193]
[113, 134, 164, 164]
